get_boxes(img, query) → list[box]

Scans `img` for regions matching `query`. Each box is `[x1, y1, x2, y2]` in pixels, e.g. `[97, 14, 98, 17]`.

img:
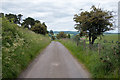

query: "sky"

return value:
[0, 0, 119, 32]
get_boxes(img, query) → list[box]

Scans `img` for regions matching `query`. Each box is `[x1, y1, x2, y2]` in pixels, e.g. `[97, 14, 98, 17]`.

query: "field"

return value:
[2, 17, 51, 78]
[58, 34, 120, 78]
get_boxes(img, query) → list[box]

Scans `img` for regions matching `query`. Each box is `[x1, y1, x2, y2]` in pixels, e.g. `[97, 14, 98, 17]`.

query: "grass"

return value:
[78, 34, 119, 44]
[58, 38, 120, 78]
[96, 34, 119, 43]
[2, 17, 51, 78]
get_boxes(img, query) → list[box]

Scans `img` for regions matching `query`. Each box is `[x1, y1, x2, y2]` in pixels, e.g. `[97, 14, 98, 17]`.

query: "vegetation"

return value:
[21, 17, 35, 29]
[56, 32, 67, 39]
[2, 15, 51, 78]
[31, 22, 47, 35]
[59, 38, 120, 78]
[57, 5, 120, 78]
[67, 34, 71, 39]
[73, 5, 114, 45]
[50, 30, 54, 35]
[0, 17, 2, 79]
[5, 13, 22, 25]
[1, 13, 48, 35]
[53, 31, 79, 35]
[1, 4, 119, 79]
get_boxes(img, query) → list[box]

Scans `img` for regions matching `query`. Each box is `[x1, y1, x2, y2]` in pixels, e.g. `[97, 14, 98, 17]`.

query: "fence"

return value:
[74, 39, 120, 77]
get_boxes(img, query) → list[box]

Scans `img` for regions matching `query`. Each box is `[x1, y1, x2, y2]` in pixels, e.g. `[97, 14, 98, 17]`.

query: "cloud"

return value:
[1, 0, 119, 32]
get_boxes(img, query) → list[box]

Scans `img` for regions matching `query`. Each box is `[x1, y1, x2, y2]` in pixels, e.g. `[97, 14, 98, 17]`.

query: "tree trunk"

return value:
[88, 33, 92, 49]
[91, 36, 97, 44]
[89, 33, 92, 44]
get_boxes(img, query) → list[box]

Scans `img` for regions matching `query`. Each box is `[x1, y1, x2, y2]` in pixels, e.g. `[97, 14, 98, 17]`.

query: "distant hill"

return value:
[53, 31, 79, 35]
[53, 31, 120, 36]
[104, 32, 120, 34]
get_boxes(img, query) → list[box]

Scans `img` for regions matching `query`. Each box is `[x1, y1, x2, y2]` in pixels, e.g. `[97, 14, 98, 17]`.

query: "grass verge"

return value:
[2, 17, 51, 78]
[58, 39, 120, 78]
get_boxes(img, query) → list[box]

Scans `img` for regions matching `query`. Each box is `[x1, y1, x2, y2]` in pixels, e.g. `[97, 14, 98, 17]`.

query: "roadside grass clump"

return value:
[59, 39, 120, 78]
[2, 17, 51, 78]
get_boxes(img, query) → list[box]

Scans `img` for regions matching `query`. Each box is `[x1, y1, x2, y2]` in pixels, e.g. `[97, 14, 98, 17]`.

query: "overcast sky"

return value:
[1, 0, 119, 32]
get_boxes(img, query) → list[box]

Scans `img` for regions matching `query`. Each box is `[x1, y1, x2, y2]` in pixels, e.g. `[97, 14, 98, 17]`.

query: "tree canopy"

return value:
[73, 5, 114, 44]
[56, 32, 67, 39]
[50, 30, 54, 35]
[31, 21, 48, 35]
[1, 13, 48, 35]
[21, 17, 35, 29]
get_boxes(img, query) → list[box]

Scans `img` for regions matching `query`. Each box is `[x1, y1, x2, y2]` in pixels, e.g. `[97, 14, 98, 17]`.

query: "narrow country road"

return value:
[19, 41, 90, 78]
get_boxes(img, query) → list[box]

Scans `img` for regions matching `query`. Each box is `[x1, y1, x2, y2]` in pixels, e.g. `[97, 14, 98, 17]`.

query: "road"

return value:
[19, 41, 90, 78]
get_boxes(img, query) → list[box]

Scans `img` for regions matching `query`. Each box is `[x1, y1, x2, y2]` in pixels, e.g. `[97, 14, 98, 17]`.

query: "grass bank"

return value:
[59, 39, 120, 78]
[2, 17, 51, 78]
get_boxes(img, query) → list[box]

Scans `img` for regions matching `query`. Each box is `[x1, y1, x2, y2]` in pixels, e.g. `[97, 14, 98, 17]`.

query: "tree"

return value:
[42, 22, 47, 34]
[0, 13, 4, 17]
[50, 30, 54, 35]
[5, 13, 19, 24]
[17, 14, 23, 25]
[67, 34, 71, 38]
[73, 5, 114, 45]
[35, 20, 40, 23]
[31, 23, 42, 34]
[40, 24, 47, 35]
[31, 22, 47, 35]
[56, 32, 67, 39]
[21, 17, 35, 29]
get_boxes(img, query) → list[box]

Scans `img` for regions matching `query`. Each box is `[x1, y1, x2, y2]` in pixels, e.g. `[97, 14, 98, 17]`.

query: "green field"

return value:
[2, 17, 51, 78]
[74, 34, 119, 45]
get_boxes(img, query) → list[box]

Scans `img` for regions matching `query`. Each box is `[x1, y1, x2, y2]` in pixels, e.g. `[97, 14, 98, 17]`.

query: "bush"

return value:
[2, 17, 51, 78]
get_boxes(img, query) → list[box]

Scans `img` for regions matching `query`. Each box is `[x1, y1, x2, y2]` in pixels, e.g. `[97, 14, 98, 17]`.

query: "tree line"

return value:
[49, 30, 71, 40]
[0, 13, 48, 35]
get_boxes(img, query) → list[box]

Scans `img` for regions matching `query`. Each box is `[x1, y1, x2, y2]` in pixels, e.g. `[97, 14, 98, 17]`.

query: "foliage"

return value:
[21, 17, 35, 29]
[73, 5, 114, 45]
[59, 39, 120, 78]
[73, 34, 80, 46]
[50, 30, 54, 35]
[51, 36, 56, 40]
[67, 34, 71, 39]
[2, 13, 49, 35]
[5, 13, 22, 25]
[2, 17, 51, 78]
[56, 32, 67, 39]
[31, 22, 47, 35]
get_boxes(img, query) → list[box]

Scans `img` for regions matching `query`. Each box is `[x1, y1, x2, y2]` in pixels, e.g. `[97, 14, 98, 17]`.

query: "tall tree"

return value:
[31, 23, 42, 34]
[73, 5, 114, 45]
[31, 22, 47, 35]
[42, 22, 48, 34]
[21, 17, 35, 29]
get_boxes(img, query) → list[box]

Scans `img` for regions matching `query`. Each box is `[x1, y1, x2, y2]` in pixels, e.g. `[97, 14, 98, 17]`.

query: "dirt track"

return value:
[19, 41, 90, 78]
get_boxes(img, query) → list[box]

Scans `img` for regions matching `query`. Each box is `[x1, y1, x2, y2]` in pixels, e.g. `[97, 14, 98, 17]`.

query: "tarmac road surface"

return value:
[19, 41, 90, 78]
